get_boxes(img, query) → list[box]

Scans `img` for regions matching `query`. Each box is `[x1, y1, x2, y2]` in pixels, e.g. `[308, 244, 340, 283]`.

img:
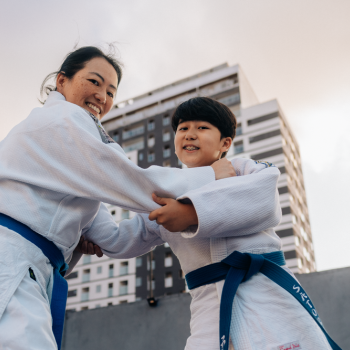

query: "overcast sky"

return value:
[1, 0, 349, 271]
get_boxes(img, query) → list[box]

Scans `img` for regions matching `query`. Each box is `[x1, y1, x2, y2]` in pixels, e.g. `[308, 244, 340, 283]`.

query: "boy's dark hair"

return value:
[171, 97, 237, 158]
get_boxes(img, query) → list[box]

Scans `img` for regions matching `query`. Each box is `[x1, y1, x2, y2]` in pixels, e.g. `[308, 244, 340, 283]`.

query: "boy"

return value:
[83, 97, 337, 350]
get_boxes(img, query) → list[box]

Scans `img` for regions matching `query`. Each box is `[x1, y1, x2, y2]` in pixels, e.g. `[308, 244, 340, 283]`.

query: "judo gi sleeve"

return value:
[82, 203, 165, 259]
[177, 158, 282, 238]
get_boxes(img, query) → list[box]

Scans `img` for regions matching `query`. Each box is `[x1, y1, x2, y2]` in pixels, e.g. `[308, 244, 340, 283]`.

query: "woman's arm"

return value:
[0, 98, 223, 213]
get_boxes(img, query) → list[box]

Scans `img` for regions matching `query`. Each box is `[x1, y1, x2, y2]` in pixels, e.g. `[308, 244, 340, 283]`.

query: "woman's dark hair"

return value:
[40, 45, 123, 101]
[171, 97, 237, 158]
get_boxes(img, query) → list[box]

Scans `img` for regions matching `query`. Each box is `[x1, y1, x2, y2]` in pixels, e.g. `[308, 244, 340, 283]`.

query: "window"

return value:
[247, 112, 279, 126]
[136, 277, 142, 287]
[109, 264, 114, 278]
[163, 114, 170, 126]
[275, 228, 294, 238]
[95, 304, 101, 308]
[138, 152, 144, 161]
[107, 302, 113, 306]
[164, 242, 170, 248]
[108, 283, 113, 297]
[119, 300, 128, 304]
[163, 145, 171, 158]
[147, 277, 155, 291]
[122, 136, 145, 153]
[148, 119, 155, 131]
[282, 207, 291, 215]
[234, 140, 244, 154]
[83, 255, 91, 265]
[179, 269, 184, 279]
[278, 186, 289, 195]
[96, 285, 101, 293]
[123, 124, 145, 140]
[298, 258, 303, 269]
[82, 269, 90, 283]
[112, 132, 119, 143]
[68, 290, 77, 298]
[148, 151, 155, 162]
[251, 147, 283, 161]
[284, 250, 297, 259]
[121, 209, 130, 220]
[148, 135, 155, 148]
[97, 266, 102, 274]
[81, 306, 88, 310]
[165, 252, 173, 267]
[65, 271, 78, 280]
[163, 130, 171, 142]
[147, 259, 156, 270]
[236, 123, 242, 136]
[110, 210, 116, 216]
[165, 272, 173, 288]
[119, 281, 128, 295]
[249, 129, 281, 144]
[81, 287, 89, 301]
[163, 160, 171, 167]
[120, 261, 129, 275]
[136, 257, 143, 267]
[295, 236, 300, 247]
[217, 93, 240, 106]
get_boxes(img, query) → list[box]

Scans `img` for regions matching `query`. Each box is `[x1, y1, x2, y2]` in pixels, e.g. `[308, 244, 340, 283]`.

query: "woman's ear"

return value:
[56, 72, 67, 93]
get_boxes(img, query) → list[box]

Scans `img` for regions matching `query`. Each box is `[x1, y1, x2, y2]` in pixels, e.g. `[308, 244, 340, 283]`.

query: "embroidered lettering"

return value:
[299, 292, 308, 301]
[292, 285, 300, 293]
[277, 341, 302, 350]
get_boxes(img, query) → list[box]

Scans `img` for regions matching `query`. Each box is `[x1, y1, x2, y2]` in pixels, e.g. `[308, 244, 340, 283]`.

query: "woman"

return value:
[0, 46, 235, 350]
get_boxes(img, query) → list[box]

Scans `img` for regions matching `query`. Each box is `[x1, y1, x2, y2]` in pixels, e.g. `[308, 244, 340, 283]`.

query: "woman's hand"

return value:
[211, 158, 236, 180]
[148, 193, 198, 232]
[74, 236, 103, 257]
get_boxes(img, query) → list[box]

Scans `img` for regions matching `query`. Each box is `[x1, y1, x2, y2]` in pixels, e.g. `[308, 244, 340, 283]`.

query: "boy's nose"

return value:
[185, 132, 197, 140]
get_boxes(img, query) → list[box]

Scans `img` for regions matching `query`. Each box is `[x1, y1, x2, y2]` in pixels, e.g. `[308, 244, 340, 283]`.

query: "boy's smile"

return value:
[175, 120, 232, 168]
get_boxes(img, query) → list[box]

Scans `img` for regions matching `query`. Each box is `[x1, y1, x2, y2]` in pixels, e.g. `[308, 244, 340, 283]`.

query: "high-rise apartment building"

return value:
[67, 63, 316, 310]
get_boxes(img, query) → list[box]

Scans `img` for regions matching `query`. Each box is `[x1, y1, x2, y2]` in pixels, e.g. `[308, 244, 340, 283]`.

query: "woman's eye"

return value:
[89, 79, 99, 86]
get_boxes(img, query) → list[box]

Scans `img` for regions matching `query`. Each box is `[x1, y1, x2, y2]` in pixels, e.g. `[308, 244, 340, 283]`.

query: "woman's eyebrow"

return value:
[89, 72, 117, 90]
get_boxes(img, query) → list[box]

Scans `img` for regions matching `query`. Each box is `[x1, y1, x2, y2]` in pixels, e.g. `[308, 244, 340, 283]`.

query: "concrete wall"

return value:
[62, 267, 350, 350]
[295, 266, 350, 349]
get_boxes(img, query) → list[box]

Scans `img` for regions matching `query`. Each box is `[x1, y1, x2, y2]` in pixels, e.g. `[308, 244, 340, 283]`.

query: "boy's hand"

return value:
[211, 158, 236, 180]
[74, 236, 104, 257]
[149, 193, 198, 232]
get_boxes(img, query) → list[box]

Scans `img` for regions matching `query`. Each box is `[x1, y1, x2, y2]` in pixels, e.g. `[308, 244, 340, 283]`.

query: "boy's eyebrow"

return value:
[89, 72, 117, 90]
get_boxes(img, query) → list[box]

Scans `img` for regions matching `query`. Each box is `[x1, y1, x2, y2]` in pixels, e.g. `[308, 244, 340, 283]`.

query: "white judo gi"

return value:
[80, 159, 332, 350]
[0, 91, 218, 349]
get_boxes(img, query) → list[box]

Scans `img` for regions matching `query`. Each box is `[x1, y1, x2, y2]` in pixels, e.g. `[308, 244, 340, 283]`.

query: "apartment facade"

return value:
[68, 63, 315, 310]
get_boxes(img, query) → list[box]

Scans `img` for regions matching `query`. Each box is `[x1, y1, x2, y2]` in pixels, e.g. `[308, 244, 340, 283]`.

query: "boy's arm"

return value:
[150, 158, 281, 238]
[82, 203, 165, 259]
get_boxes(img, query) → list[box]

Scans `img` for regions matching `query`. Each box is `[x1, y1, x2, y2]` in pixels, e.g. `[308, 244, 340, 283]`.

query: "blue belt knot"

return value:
[185, 250, 341, 350]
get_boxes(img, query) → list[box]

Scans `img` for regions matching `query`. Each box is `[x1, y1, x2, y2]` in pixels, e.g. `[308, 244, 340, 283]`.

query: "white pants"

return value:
[0, 227, 57, 350]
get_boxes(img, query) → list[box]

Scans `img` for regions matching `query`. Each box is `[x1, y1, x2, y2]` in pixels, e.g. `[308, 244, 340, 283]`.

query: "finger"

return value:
[149, 208, 160, 221]
[152, 193, 168, 206]
[94, 245, 104, 258]
[82, 239, 88, 254]
[87, 242, 94, 255]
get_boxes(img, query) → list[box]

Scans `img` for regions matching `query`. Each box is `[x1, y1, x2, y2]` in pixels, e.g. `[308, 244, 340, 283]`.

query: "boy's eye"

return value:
[88, 79, 99, 86]
[107, 92, 114, 98]
[178, 127, 188, 131]
[198, 126, 209, 129]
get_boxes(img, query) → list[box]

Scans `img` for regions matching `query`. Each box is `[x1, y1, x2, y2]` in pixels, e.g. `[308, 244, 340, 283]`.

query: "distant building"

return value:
[68, 63, 315, 310]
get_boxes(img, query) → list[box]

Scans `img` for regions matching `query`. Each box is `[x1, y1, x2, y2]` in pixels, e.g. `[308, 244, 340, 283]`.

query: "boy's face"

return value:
[174, 120, 232, 168]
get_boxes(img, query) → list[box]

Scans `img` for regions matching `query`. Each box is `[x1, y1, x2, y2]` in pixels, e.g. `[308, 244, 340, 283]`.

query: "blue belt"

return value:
[186, 250, 341, 350]
[0, 213, 68, 350]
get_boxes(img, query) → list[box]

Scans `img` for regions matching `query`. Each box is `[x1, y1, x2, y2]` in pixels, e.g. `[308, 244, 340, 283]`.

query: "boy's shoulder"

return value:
[230, 157, 278, 176]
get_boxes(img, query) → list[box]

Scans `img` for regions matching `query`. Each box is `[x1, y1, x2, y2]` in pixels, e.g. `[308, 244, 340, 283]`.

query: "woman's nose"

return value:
[95, 91, 106, 104]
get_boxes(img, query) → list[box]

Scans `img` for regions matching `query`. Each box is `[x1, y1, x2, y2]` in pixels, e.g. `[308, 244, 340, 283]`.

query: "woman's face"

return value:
[56, 57, 118, 120]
